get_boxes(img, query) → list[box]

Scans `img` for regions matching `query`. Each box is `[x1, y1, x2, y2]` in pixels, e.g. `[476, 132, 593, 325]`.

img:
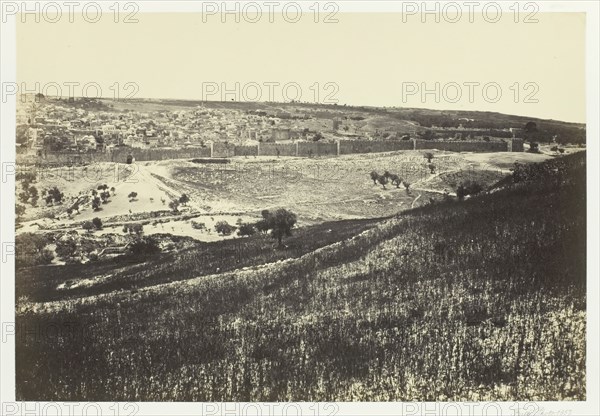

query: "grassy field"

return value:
[15, 152, 586, 401]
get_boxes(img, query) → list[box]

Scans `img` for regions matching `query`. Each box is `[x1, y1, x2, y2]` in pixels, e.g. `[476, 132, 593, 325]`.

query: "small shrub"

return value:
[127, 237, 161, 258]
[237, 223, 256, 237]
[215, 221, 237, 236]
[92, 217, 103, 230]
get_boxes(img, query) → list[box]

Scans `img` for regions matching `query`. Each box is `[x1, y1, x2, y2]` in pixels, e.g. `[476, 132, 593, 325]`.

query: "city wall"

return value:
[30, 139, 521, 166]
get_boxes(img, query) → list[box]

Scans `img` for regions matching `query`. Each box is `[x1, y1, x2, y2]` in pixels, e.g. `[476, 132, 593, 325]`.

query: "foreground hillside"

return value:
[16, 153, 586, 401]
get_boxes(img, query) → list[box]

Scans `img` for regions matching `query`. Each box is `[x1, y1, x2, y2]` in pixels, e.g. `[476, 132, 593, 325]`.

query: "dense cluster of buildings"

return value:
[16, 96, 366, 157]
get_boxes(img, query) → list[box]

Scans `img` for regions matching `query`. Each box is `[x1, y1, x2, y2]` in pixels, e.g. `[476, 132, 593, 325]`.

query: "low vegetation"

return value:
[15, 153, 586, 401]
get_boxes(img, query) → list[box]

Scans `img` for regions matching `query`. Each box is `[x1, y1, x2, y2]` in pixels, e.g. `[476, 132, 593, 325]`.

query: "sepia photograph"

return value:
[1, 1, 599, 415]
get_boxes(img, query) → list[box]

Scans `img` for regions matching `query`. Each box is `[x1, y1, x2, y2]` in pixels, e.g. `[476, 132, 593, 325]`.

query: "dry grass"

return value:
[15, 153, 586, 401]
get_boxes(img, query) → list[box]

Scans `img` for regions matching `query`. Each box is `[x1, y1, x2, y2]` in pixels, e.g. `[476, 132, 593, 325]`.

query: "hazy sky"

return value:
[17, 12, 586, 122]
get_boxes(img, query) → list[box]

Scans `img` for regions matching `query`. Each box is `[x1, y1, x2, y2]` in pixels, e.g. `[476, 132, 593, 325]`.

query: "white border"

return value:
[1, 1, 598, 415]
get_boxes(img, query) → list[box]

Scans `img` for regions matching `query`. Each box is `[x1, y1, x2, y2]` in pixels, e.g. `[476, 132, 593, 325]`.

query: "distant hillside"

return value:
[95, 97, 585, 144]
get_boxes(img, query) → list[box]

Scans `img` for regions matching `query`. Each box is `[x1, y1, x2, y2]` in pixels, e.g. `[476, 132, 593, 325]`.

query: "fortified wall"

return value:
[29, 139, 522, 166]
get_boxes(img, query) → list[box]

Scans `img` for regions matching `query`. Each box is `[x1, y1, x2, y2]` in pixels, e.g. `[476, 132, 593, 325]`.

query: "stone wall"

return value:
[414, 140, 508, 152]
[259, 143, 297, 157]
[297, 141, 338, 157]
[110, 147, 211, 162]
[234, 145, 259, 157]
[27, 136, 522, 167]
[339, 139, 415, 154]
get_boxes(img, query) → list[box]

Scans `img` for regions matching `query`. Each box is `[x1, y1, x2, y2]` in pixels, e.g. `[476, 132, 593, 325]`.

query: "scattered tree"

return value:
[127, 237, 160, 258]
[383, 171, 402, 188]
[82, 221, 95, 232]
[29, 186, 39, 206]
[378, 175, 389, 189]
[191, 221, 207, 231]
[370, 171, 380, 185]
[528, 142, 540, 153]
[179, 194, 190, 206]
[128, 191, 138, 201]
[18, 191, 30, 204]
[55, 239, 77, 259]
[40, 249, 55, 264]
[214, 221, 236, 236]
[92, 196, 101, 211]
[92, 217, 103, 230]
[524, 121, 538, 133]
[46, 187, 64, 204]
[168, 199, 180, 213]
[424, 152, 434, 163]
[457, 180, 483, 200]
[16, 204, 26, 220]
[257, 208, 297, 248]
[237, 222, 256, 237]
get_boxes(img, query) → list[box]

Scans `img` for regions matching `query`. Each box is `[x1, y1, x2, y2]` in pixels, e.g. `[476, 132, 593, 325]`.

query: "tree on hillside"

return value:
[255, 211, 270, 234]
[55, 239, 77, 259]
[47, 187, 63, 204]
[383, 171, 402, 188]
[127, 237, 160, 258]
[457, 180, 483, 200]
[29, 186, 39, 206]
[377, 175, 389, 189]
[428, 163, 436, 174]
[237, 222, 256, 237]
[424, 152, 434, 163]
[128, 192, 138, 202]
[370, 171, 380, 185]
[92, 196, 102, 211]
[258, 208, 297, 248]
[92, 217, 103, 230]
[403, 180, 411, 194]
[101, 191, 111, 204]
[524, 121, 538, 133]
[18, 191, 29, 204]
[168, 199, 180, 213]
[131, 223, 144, 235]
[82, 221, 95, 233]
[110, 186, 116, 195]
[214, 220, 236, 236]
[16, 204, 26, 220]
[179, 194, 190, 206]
[528, 142, 540, 153]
